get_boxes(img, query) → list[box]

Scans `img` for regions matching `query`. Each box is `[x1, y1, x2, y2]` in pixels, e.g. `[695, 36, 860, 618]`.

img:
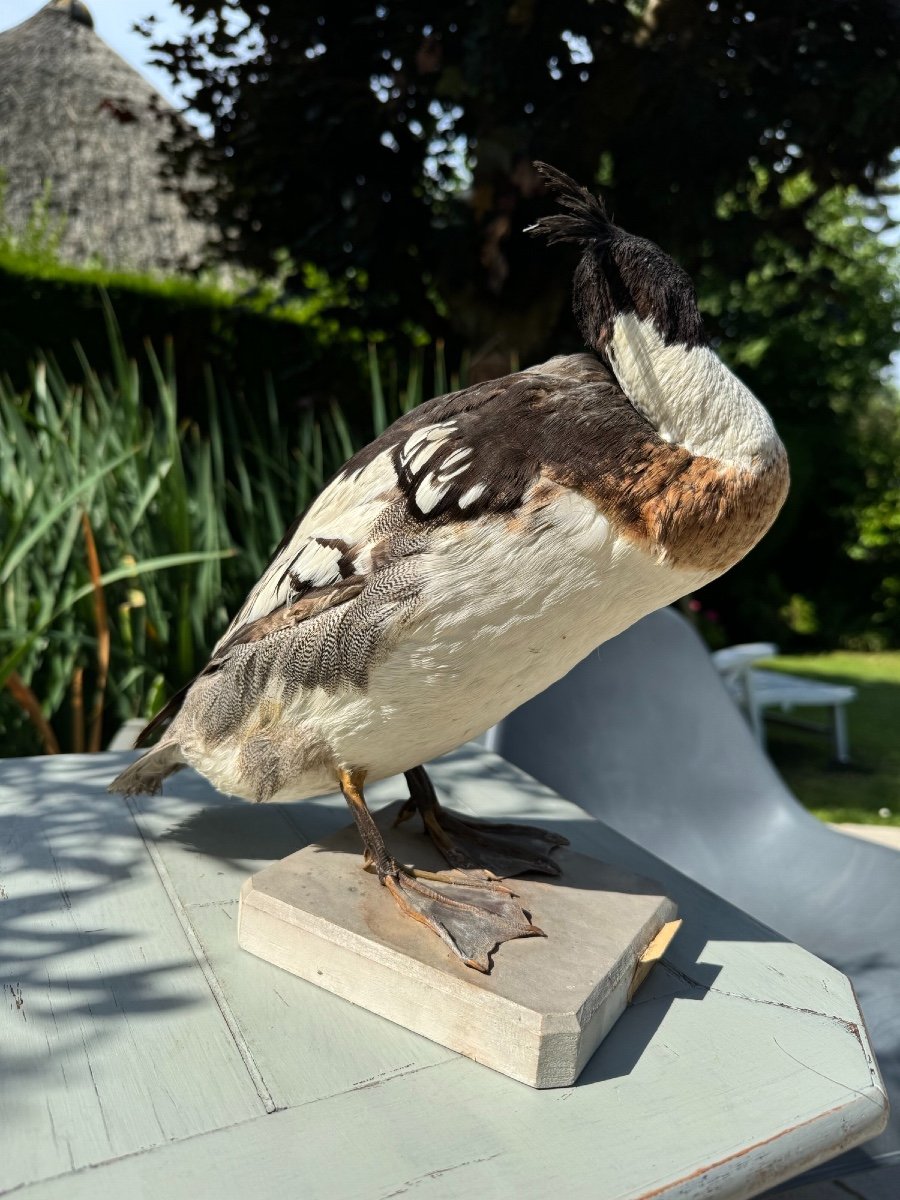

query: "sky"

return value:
[0, 1, 192, 110]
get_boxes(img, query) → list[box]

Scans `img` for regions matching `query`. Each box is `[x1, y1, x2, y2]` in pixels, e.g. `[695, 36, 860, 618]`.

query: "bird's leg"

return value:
[397, 764, 568, 880]
[338, 767, 544, 972]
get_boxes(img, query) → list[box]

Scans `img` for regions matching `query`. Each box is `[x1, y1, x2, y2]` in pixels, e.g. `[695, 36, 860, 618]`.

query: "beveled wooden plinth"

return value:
[239, 801, 678, 1087]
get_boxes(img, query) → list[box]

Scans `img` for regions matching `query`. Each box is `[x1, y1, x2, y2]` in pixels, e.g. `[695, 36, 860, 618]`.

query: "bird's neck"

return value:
[606, 313, 781, 469]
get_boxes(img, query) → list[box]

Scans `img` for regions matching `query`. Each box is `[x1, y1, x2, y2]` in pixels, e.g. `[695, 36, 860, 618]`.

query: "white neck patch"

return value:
[607, 312, 780, 469]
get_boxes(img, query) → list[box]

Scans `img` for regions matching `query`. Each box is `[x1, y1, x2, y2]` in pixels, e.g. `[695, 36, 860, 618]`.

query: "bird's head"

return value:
[527, 162, 707, 358]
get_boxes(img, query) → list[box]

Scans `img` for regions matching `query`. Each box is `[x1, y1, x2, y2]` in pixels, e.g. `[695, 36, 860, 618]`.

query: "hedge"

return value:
[0, 252, 369, 419]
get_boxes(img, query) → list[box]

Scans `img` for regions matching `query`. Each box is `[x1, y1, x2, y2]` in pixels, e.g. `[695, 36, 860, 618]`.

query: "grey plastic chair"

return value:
[491, 607, 900, 1181]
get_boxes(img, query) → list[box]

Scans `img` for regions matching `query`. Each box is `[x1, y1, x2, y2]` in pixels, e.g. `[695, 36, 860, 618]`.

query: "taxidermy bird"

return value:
[110, 163, 789, 971]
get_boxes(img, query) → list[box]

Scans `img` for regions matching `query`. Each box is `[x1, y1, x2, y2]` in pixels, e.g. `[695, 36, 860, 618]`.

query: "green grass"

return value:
[760, 652, 900, 826]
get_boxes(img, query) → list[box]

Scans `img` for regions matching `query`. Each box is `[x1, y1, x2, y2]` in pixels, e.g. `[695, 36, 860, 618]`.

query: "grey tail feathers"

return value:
[525, 162, 616, 248]
[108, 742, 185, 798]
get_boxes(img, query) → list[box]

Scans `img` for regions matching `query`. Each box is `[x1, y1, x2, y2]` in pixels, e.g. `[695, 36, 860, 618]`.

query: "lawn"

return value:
[760, 652, 900, 826]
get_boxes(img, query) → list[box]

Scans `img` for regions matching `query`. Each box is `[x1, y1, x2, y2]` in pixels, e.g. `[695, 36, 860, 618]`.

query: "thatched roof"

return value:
[0, 1, 214, 273]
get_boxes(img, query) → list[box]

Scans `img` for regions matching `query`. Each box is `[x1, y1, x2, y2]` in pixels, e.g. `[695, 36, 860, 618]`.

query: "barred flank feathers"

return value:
[526, 162, 616, 247]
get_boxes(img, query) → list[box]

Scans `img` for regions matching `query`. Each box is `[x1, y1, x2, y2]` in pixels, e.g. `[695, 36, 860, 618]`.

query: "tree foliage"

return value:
[149, 0, 900, 347]
[147, 0, 900, 645]
[695, 178, 900, 646]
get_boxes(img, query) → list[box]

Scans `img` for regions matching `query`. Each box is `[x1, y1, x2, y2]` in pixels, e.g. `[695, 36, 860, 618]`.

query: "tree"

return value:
[147, 1, 900, 646]
[149, 0, 900, 357]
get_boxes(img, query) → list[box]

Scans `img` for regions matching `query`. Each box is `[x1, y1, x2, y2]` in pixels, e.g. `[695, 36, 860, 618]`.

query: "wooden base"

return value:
[238, 801, 679, 1088]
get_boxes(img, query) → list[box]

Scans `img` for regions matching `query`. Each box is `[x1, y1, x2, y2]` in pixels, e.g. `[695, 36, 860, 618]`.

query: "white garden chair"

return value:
[711, 642, 857, 764]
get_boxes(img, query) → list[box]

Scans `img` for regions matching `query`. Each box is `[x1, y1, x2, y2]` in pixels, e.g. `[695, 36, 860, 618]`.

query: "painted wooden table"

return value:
[0, 747, 888, 1199]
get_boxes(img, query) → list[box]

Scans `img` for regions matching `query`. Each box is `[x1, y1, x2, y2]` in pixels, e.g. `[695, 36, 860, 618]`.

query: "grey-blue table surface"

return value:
[0, 746, 888, 1199]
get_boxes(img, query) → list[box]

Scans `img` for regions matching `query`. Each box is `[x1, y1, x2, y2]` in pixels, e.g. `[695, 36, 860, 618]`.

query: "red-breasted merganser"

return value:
[111, 164, 789, 971]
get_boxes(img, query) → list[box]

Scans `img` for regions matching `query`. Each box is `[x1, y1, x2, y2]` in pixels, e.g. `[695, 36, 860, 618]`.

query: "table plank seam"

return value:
[4, 1046, 884, 1200]
[641, 963, 886, 1099]
[648, 962, 869, 1035]
[123, 796, 278, 1115]
[297, 1056, 450, 1107]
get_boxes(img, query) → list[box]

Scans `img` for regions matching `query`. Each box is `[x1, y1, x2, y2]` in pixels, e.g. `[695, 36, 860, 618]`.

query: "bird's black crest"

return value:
[526, 162, 615, 248]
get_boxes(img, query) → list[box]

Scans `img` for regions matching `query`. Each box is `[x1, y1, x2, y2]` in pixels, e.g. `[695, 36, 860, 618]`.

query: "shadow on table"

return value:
[0, 760, 207, 1104]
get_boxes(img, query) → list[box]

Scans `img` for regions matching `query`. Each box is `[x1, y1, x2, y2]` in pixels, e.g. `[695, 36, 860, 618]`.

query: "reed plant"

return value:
[0, 303, 452, 755]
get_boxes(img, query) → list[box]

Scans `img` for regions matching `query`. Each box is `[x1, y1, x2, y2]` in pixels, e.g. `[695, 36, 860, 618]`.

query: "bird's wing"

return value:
[212, 359, 617, 651]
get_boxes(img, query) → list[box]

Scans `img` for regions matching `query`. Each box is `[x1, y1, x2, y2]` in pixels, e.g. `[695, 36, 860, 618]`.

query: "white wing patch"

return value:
[310, 448, 398, 529]
[215, 538, 343, 647]
[458, 482, 487, 509]
[413, 445, 476, 514]
[395, 423, 491, 518]
[415, 478, 448, 515]
[441, 447, 472, 472]
[286, 539, 343, 590]
[400, 423, 456, 469]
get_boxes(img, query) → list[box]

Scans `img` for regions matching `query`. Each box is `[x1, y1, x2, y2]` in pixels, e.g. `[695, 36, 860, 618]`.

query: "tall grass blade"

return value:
[0, 444, 141, 584]
[368, 343, 388, 435]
